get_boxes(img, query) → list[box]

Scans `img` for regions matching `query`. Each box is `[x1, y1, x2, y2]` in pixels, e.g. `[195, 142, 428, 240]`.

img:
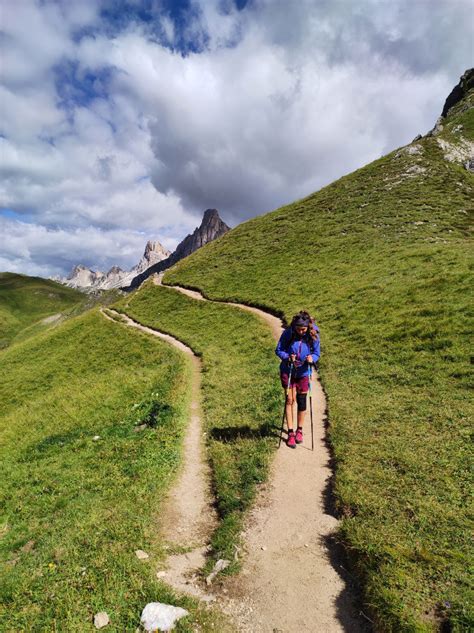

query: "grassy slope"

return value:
[0, 310, 228, 631]
[0, 273, 85, 349]
[114, 281, 280, 568]
[164, 99, 473, 629]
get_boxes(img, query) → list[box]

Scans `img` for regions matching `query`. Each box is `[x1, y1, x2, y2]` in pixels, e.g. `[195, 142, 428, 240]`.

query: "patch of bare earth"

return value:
[41, 312, 62, 324]
[155, 276, 367, 632]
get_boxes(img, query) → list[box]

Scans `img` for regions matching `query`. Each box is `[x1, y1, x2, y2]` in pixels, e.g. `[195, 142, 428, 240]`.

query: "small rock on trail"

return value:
[205, 558, 230, 585]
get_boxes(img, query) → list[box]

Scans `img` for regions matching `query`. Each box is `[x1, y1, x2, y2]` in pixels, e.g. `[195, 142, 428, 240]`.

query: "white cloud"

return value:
[0, 0, 472, 276]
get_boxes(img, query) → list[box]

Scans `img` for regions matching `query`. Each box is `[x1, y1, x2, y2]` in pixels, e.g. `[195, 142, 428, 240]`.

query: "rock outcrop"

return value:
[170, 208, 229, 261]
[125, 209, 230, 290]
[441, 68, 474, 118]
[428, 68, 474, 137]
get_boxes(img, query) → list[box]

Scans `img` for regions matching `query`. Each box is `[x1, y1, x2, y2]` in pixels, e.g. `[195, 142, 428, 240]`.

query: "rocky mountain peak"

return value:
[133, 240, 170, 275]
[142, 240, 170, 264]
[69, 264, 89, 278]
[202, 208, 219, 223]
[173, 209, 229, 261]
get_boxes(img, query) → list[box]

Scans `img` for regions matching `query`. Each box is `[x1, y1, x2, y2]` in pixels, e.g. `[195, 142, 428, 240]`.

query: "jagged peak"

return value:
[202, 208, 220, 222]
[143, 239, 170, 258]
[107, 265, 123, 275]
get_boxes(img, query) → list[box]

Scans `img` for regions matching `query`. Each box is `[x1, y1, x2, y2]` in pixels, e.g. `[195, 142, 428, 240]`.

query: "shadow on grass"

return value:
[319, 531, 373, 632]
[23, 429, 85, 460]
[210, 421, 280, 442]
[318, 374, 373, 631]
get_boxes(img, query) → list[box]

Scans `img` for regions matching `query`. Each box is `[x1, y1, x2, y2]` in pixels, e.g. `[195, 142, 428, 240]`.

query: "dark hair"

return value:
[290, 310, 318, 342]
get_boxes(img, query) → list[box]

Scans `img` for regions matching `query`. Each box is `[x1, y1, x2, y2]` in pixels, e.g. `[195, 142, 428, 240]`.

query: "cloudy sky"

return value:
[1, 0, 472, 278]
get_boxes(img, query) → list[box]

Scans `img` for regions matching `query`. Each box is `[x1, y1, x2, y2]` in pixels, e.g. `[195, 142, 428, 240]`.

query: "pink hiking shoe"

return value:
[295, 427, 303, 444]
[287, 430, 296, 449]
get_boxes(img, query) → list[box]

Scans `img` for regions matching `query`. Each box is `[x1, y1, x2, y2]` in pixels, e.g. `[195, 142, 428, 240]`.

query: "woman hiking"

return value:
[276, 311, 320, 448]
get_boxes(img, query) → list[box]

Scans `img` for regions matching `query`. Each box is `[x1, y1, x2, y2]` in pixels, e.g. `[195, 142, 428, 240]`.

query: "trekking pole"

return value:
[309, 363, 314, 451]
[278, 362, 294, 447]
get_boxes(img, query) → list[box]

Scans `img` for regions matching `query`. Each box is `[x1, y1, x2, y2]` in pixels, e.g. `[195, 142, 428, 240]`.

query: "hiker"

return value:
[276, 311, 320, 448]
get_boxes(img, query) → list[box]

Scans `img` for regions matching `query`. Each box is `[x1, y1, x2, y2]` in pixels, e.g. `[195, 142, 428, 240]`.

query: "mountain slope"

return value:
[0, 273, 85, 349]
[164, 71, 474, 630]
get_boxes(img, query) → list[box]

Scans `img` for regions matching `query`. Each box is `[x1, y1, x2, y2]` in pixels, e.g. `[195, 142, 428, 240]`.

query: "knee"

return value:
[296, 392, 307, 411]
[286, 392, 295, 406]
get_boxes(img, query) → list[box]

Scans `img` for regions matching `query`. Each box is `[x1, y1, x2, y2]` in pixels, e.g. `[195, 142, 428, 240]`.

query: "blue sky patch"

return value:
[54, 60, 116, 110]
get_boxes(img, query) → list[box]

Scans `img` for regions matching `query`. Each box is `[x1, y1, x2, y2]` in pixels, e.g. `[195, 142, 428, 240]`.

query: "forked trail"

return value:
[153, 275, 366, 632]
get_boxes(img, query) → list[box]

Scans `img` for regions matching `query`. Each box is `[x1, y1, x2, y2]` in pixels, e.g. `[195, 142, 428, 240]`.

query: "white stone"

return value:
[205, 558, 230, 585]
[135, 549, 150, 560]
[156, 570, 167, 578]
[94, 612, 110, 628]
[140, 602, 189, 632]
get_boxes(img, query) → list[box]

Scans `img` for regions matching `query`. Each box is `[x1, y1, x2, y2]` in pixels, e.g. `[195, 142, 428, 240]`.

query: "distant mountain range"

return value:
[55, 209, 229, 292]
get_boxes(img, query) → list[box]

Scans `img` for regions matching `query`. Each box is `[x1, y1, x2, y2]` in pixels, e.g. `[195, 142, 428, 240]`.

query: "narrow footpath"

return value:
[100, 308, 217, 602]
[154, 275, 367, 632]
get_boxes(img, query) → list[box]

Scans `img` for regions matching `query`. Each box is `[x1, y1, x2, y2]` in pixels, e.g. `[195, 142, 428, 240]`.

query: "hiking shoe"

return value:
[295, 428, 303, 444]
[287, 431, 296, 449]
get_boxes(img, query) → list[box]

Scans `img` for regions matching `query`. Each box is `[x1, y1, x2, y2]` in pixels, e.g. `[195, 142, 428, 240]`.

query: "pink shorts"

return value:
[280, 372, 309, 393]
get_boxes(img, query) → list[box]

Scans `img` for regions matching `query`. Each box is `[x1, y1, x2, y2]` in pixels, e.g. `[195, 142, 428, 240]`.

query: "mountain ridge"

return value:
[54, 208, 229, 293]
[56, 239, 170, 292]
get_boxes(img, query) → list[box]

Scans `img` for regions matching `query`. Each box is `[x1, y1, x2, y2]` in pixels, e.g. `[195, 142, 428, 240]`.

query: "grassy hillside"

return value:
[0, 273, 84, 349]
[0, 310, 228, 631]
[163, 82, 473, 630]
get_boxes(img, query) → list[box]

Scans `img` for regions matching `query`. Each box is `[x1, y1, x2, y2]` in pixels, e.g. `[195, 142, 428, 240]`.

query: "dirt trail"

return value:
[154, 275, 366, 632]
[100, 308, 217, 601]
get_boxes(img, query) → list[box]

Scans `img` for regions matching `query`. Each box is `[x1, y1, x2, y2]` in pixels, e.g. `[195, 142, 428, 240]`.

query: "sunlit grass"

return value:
[0, 310, 229, 631]
[0, 273, 84, 349]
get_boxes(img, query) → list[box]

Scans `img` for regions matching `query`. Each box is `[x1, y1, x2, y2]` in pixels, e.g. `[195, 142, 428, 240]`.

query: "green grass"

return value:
[0, 272, 86, 349]
[0, 309, 230, 631]
[113, 281, 281, 569]
[163, 101, 474, 630]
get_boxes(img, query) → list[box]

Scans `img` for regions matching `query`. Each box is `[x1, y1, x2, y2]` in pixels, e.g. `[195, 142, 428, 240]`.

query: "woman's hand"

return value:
[306, 355, 313, 364]
[289, 354, 296, 363]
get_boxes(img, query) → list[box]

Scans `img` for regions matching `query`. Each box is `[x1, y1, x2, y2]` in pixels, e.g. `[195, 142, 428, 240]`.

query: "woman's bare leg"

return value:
[285, 386, 296, 431]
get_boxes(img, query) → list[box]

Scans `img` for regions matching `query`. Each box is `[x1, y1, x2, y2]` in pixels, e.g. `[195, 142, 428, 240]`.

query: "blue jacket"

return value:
[275, 326, 320, 377]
